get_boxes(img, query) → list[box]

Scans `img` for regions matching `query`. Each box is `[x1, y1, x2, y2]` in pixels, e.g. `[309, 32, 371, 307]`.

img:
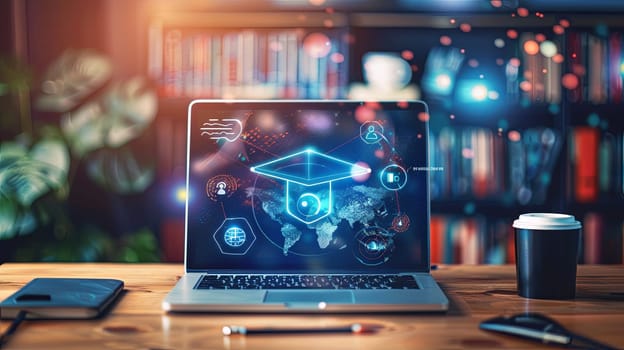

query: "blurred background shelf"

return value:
[1, 0, 623, 264]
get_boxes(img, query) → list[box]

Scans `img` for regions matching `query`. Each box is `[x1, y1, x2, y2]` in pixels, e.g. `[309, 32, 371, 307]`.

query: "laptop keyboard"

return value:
[196, 274, 419, 290]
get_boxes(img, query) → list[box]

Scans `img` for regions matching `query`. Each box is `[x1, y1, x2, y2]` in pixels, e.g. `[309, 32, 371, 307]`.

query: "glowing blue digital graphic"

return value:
[200, 118, 243, 142]
[379, 164, 408, 191]
[360, 121, 384, 144]
[213, 217, 256, 255]
[224, 226, 246, 247]
[296, 193, 322, 216]
[251, 148, 371, 224]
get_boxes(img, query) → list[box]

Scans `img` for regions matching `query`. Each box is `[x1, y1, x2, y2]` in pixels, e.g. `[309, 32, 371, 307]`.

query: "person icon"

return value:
[216, 182, 227, 195]
[365, 125, 379, 141]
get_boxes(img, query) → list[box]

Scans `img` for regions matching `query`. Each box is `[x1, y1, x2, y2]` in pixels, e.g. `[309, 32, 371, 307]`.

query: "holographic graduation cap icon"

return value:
[250, 149, 371, 224]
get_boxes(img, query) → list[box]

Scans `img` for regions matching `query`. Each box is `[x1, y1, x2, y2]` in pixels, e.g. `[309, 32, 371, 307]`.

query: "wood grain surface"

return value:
[1, 264, 623, 349]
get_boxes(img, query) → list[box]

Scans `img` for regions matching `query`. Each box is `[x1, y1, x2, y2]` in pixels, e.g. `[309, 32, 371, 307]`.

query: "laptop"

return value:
[162, 99, 449, 312]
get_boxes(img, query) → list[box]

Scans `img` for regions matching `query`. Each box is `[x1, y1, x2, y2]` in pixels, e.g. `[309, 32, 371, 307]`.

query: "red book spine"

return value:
[573, 127, 599, 202]
[430, 215, 444, 264]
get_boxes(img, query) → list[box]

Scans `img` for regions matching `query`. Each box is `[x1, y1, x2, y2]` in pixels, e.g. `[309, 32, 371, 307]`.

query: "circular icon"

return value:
[296, 192, 322, 217]
[379, 164, 408, 191]
[391, 213, 411, 232]
[224, 226, 247, 247]
[206, 174, 238, 201]
[353, 226, 395, 266]
[360, 121, 384, 144]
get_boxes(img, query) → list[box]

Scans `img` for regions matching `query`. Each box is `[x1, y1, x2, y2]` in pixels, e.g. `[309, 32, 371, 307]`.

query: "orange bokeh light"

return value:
[523, 40, 540, 55]
[562, 73, 579, 90]
[507, 29, 518, 39]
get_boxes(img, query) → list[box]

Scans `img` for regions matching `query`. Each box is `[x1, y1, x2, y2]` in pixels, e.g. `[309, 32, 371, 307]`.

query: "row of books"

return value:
[581, 212, 624, 264]
[519, 33, 563, 104]
[148, 28, 348, 99]
[430, 215, 515, 265]
[569, 127, 624, 203]
[566, 31, 624, 104]
[429, 127, 561, 205]
[430, 214, 624, 264]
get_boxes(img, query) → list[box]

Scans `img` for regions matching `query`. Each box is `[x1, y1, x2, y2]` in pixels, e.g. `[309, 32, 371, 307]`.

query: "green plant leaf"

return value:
[86, 147, 154, 194]
[61, 77, 157, 157]
[35, 49, 112, 113]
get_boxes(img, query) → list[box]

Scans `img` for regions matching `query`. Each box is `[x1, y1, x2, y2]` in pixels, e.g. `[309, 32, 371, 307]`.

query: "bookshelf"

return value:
[146, 6, 624, 264]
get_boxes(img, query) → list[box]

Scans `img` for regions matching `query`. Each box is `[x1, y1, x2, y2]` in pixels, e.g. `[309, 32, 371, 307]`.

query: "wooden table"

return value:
[1, 264, 623, 349]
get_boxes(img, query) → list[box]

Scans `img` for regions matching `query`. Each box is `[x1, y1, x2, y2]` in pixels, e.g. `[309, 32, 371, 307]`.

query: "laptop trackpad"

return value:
[265, 291, 354, 304]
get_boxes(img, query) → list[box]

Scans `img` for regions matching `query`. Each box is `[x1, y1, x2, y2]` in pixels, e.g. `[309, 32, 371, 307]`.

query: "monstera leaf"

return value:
[0, 136, 70, 239]
[36, 49, 112, 113]
[86, 146, 154, 194]
[61, 77, 157, 157]
[60, 76, 157, 193]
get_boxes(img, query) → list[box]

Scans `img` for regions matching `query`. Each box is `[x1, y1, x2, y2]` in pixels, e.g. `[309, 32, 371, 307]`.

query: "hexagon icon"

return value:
[213, 217, 256, 255]
[360, 121, 384, 144]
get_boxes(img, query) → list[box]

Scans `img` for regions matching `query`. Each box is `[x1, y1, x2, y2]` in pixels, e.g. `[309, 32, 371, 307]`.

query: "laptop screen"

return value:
[186, 100, 430, 273]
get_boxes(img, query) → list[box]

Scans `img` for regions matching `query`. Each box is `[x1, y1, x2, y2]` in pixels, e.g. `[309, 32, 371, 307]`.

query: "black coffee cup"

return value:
[513, 213, 581, 300]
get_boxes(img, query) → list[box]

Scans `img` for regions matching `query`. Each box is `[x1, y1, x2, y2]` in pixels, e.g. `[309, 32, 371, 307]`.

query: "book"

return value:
[572, 127, 599, 202]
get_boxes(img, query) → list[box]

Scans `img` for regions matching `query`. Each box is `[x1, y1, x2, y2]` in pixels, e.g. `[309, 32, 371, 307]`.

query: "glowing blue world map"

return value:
[247, 185, 391, 256]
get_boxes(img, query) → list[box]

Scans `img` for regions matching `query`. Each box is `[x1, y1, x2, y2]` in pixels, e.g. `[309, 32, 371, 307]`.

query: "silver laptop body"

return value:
[163, 100, 449, 312]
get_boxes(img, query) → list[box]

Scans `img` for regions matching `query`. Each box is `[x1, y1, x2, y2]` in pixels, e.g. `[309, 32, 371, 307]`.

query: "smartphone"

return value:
[0, 278, 124, 319]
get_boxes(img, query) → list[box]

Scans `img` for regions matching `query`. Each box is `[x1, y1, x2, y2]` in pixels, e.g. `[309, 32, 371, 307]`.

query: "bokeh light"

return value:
[401, 50, 414, 61]
[587, 113, 601, 127]
[355, 105, 376, 123]
[523, 40, 540, 55]
[468, 59, 479, 68]
[323, 19, 334, 28]
[308, 0, 325, 5]
[561, 73, 579, 90]
[508, 130, 521, 142]
[418, 112, 430, 122]
[330, 52, 344, 63]
[507, 29, 518, 39]
[303, 32, 332, 58]
[494, 38, 505, 48]
[560, 19, 571, 28]
[490, 0, 502, 7]
[488, 90, 500, 100]
[471, 84, 488, 101]
[435, 73, 452, 91]
[517, 8, 529, 17]
[509, 57, 521, 67]
[535, 34, 546, 42]
[460, 23, 472, 33]
[520, 81, 532, 92]
[440, 35, 452, 46]
[540, 40, 557, 57]
[553, 25, 565, 35]
[175, 186, 187, 204]
[552, 53, 564, 64]
[572, 64, 586, 76]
